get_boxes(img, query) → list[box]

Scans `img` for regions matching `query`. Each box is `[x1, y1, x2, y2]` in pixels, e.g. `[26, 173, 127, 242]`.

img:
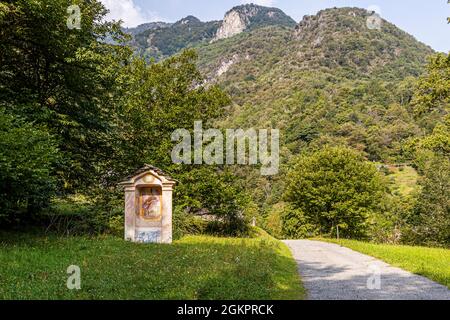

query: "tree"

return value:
[284, 147, 387, 238]
[280, 203, 318, 239]
[402, 52, 450, 246]
[407, 156, 450, 246]
[0, 1, 248, 236]
[174, 167, 251, 236]
[111, 50, 230, 176]
[109, 50, 250, 235]
[412, 53, 450, 117]
[0, 110, 59, 222]
[0, 0, 131, 192]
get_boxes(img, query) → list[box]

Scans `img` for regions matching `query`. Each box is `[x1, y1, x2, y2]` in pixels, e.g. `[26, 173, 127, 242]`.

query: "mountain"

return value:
[290, 8, 433, 77]
[197, 7, 433, 83]
[194, 7, 434, 206]
[132, 16, 220, 61]
[127, 4, 435, 163]
[127, 6, 436, 208]
[128, 4, 296, 61]
[212, 4, 296, 42]
[123, 22, 172, 37]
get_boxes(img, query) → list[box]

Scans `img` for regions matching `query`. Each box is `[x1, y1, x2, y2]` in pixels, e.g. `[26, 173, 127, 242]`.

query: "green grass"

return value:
[0, 229, 304, 300]
[388, 166, 418, 197]
[319, 238, 450, 289]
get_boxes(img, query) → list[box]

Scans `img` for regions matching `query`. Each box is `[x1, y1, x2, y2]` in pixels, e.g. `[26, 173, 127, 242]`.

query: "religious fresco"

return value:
[139, 187, 162, 220]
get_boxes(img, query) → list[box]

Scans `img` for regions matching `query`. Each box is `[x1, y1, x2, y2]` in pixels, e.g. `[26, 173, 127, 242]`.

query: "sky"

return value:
[99, 0, 450, 52]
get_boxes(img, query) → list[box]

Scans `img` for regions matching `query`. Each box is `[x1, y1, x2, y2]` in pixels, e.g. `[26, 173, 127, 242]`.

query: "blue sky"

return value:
[100, 0, 450, 52]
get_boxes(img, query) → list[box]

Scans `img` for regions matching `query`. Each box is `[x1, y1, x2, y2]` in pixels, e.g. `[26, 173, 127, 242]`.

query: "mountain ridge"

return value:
[196, 7, 433, 86]
[126, 5, 435, 168]
[127, 4, 296, 61]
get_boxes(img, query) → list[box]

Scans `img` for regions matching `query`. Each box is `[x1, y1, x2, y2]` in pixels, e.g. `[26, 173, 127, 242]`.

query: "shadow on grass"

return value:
[0, 230, 304, 300]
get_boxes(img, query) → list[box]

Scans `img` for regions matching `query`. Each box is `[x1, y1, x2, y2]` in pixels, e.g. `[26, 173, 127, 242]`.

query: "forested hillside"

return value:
[129, 6, 448, 245]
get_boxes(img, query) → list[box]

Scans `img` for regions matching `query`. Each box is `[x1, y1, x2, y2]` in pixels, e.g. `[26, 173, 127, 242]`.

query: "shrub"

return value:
[172, 205, 208, 240]
[174, 168, 251, 236]
[265, 203, 285, 239]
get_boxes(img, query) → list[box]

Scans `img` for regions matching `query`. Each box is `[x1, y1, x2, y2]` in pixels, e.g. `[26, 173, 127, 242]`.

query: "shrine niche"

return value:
[119, 165, 176, 244]
[140, 187, 162, 220]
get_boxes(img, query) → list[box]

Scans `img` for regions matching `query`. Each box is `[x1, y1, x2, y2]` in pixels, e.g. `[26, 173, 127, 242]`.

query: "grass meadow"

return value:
[0, 229, 305, 300]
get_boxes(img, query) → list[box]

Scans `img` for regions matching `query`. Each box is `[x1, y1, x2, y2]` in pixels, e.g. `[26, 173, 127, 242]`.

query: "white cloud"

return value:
[100, 0, 163, 28]
[240, 0, 276, 7]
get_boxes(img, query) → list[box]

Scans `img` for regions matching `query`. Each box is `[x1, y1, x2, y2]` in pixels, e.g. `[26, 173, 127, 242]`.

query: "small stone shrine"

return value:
[119, 165, 176, 244]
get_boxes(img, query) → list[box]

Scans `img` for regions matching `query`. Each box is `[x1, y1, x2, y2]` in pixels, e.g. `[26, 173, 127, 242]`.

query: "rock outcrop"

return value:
[212, 4, 296, 42]
[213, 5, 259, 42]
[216, 54, 240, 77]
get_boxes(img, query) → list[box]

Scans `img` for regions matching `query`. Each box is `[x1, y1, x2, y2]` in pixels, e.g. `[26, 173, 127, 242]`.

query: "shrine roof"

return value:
[120, 164, 176, 184]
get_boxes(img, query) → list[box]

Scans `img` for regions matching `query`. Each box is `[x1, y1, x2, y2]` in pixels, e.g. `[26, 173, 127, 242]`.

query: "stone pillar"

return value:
[161, 184, 173, 244]
[124, 186, 136, 241]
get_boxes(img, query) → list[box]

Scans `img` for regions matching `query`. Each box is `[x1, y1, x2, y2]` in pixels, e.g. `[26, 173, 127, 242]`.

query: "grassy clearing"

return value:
[388, 166, 418, 197]
[319, 238, 450, 288]
[0, 229, 304, 300]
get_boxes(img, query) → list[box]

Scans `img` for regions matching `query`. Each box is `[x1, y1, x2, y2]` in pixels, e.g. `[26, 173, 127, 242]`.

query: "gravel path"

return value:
[283, 240, 450, 300]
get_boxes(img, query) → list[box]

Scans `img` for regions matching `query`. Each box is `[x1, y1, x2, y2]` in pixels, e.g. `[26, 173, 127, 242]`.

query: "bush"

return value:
[172, 205, 208, 240]
[37, 193, 124, 236]
[174, 167, 251, 236]
[265, 203, 285, 239]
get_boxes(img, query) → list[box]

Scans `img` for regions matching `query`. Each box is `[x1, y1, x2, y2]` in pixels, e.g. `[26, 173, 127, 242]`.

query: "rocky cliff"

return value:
[128, 4, 296, 61]
[213, 4, 296, 42]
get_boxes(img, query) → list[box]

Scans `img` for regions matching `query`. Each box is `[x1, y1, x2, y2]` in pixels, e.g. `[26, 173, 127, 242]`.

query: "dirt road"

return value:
[284, 240, 450, 300]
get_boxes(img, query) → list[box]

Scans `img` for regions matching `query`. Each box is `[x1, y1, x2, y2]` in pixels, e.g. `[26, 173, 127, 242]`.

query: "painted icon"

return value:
[140, 187, 161, 220]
